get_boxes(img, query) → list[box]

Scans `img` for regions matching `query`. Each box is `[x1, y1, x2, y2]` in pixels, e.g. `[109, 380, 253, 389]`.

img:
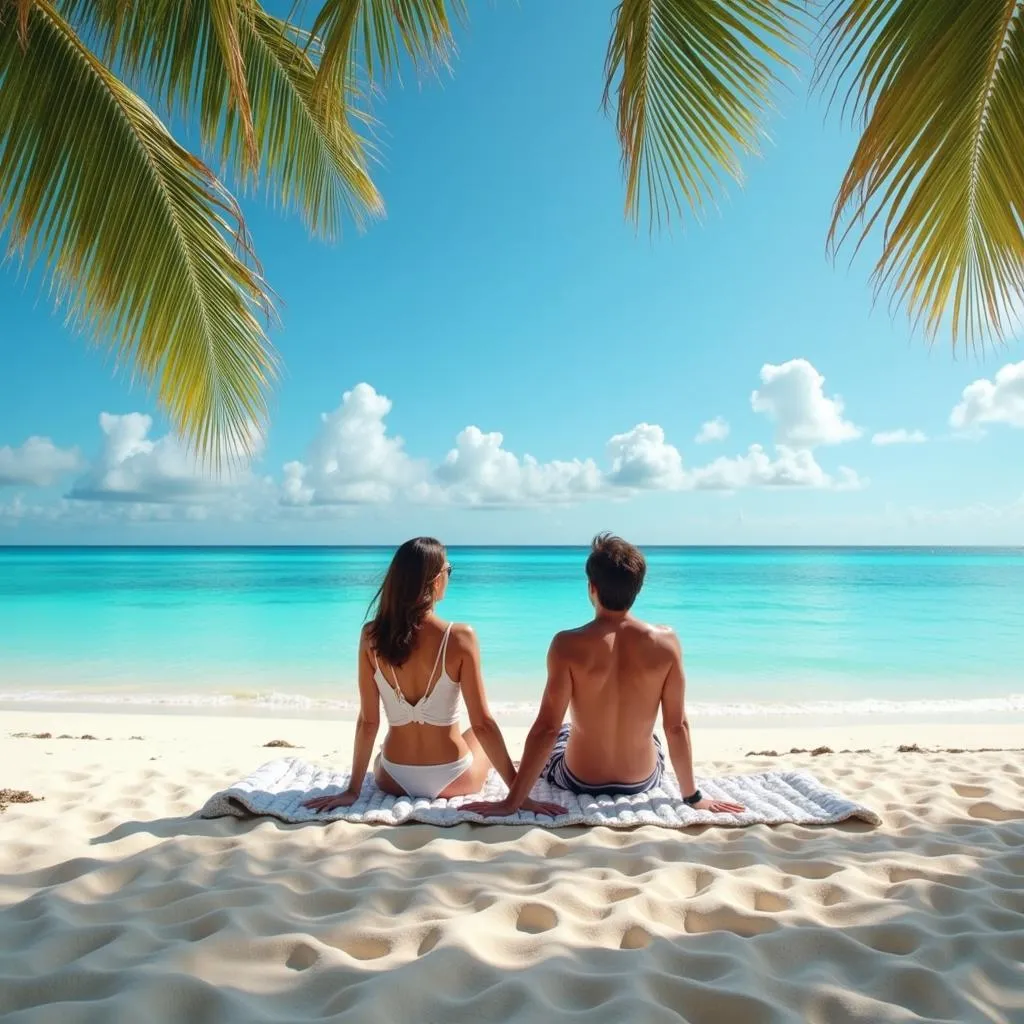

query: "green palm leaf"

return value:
[58, 0, 383, 237]
[603, 0, 803, 228]
[820, 0, 1024, 346]
[309, 0, 466, 110]
[1, 1, 277, 460]
[239, 8, 383, 236]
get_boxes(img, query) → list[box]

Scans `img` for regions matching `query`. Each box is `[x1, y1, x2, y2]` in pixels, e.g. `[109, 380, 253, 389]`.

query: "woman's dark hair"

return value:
[367, 537, 447, 667]
[585, 533, 646, 611]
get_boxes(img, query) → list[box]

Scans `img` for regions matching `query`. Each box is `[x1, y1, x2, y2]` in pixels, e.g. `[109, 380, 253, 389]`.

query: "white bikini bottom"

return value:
[379, 752, 474, 799]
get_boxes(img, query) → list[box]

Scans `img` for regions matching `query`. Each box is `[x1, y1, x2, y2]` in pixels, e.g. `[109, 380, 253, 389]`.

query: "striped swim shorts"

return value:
[543, 724, 665, 797]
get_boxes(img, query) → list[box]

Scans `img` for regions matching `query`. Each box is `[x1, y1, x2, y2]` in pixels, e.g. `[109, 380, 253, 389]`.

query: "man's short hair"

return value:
[585, 533, 646, 611]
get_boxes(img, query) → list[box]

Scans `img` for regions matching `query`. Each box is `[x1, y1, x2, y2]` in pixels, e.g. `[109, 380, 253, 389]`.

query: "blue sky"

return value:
[1, 1, 1022, 545]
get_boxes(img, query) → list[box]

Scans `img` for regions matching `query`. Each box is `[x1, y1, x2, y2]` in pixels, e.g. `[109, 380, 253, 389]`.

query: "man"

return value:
[465, 534, 744, 817]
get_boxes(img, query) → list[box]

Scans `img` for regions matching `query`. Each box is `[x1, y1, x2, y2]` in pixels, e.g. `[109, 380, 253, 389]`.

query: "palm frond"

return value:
[0, 1, 277, 461]
[309, 0, 466, 110]
[239, 8, 383, 236]
[208, 0, 258, 169]
[819, 0, 1024, 347]
[604, 0, 803, 229]
[56, 0, 382, 237]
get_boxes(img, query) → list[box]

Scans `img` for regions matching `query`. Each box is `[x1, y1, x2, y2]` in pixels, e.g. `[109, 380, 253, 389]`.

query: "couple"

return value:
[305, 534, 743, 818]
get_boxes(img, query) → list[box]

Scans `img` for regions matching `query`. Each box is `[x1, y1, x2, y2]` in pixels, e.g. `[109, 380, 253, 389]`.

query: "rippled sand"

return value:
[1, 712, 1022, 1023]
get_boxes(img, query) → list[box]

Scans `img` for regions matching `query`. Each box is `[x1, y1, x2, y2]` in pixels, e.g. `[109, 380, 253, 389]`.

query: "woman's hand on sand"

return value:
[693, 797, 745, 814]
[303, 790, 359, 813]
[463, 796, 566, 818]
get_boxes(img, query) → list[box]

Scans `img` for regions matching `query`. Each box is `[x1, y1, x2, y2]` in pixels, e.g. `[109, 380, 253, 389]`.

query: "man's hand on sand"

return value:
[463, 796, 566, 818]
[693, 797, 745, 814]
[303, 790, 359, 813]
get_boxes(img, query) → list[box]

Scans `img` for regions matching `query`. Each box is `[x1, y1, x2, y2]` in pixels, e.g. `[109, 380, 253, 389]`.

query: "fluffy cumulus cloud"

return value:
[436, 427, 604, 507]
[606, 424, 686, 490]
[10, 363, 875, 525]
[281, 384, 421, 506]
[0, 437, 80, 487]
[872, 429, 927, 446]
[751, 359, 861, 447]
[67, 413, 248, 503]
[950, 361, 1024, 432]
[688, 445, 863, 491]
[695, 417, 730, 444]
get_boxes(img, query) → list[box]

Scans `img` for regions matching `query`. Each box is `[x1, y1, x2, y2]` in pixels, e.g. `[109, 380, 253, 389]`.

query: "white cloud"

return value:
[280, 384, 421, 506]
[950, 361, 1024, 433]
[67, 413, 248, 503]
[0, 437, 80, 487]
[12, 370, 871, 523]
[751, 359, 861, 447]
[435, 426, 604, 507]
[688, 445, 864, 492]
[872, 429, 927, 446]
[695, 417, 730, 444]
[606, 423, 687, 490]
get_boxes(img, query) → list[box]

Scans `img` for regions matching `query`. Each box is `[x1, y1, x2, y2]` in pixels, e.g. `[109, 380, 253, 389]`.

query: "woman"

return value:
[304, 538, 564, 815]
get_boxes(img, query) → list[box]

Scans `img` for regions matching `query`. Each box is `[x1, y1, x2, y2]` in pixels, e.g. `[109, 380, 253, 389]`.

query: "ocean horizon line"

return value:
[3, 543, 1023, 552]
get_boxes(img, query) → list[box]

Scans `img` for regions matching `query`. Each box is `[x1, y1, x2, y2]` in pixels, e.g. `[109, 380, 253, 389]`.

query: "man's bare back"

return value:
[553, 617, 677, 785]
[463, 533, 744, 818]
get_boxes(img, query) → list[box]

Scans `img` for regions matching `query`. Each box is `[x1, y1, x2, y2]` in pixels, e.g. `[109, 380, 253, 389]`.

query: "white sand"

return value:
[1, 709, 1023, 1023]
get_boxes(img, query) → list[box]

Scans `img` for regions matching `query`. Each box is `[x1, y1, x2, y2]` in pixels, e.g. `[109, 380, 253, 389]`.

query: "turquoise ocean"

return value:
[1, 546, 1022, 722]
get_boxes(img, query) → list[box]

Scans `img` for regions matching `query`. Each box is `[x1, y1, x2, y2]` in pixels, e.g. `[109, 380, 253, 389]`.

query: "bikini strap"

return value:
[422, 623, 453, 700]
[438, 623, 453, 679]
[373, 647, 406, 703]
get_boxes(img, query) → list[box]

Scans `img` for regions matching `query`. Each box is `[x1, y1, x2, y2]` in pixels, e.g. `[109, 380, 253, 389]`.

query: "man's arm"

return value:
[660, 632, 745, 814]
[463, 636, 572, 816]
[454, 624, 517, 787]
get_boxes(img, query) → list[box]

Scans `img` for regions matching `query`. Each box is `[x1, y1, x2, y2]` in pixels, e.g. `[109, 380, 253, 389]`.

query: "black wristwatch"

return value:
[683, 788, 702, 806]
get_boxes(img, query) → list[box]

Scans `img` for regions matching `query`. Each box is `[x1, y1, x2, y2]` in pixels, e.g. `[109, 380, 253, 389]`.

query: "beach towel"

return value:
[200, 757, 881, 828]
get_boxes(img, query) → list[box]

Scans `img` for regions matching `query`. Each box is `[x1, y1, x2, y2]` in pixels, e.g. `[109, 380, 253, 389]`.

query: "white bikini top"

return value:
[373, 624, 462, 727]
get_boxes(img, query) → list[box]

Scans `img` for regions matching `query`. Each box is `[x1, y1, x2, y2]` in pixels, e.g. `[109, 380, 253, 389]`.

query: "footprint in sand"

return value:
[515, 902, 559, 934]
[620, 925, 652, 949]
[952, 783, 990, 798]
[285, 941, 319, 971]
[968, 801, 1023, 821]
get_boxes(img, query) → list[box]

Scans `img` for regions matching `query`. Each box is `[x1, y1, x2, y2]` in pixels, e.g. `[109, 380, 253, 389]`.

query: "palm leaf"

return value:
[0, 0, 277, 461]
[57, 0, 383, 237]
[308, 0, 466, 110]
[208, 0, 259, 170]
[239, 8, 383, 236]
[819, 0, 1024, 346]
[603, 0, 803, 228]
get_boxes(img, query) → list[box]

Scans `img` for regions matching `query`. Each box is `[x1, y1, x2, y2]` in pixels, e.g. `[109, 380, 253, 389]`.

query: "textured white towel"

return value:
[199, 757, 881, 829]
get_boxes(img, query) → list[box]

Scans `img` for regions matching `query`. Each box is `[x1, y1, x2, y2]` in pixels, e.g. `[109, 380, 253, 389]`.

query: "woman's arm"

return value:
[305, 630, 381, 811]
[463, 635, 571, 817]
[454, 624, 517, 787]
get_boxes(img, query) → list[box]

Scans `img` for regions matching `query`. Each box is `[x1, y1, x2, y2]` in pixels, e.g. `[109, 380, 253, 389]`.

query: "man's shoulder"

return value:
[548, 624, 597, 661]
[629, 621, 682, 659]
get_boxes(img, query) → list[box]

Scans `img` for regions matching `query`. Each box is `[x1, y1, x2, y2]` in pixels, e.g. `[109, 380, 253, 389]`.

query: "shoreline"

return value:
[3, 697, 1024, 733]
[3, 707, 1023, 760]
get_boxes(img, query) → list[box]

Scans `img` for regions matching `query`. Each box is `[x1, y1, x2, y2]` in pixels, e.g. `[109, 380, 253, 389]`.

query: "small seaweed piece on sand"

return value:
[810, 746, 834, 756]
[0, 789, 43, 813]
[264, 739, 299, 748]
[897, 743, 922, 753]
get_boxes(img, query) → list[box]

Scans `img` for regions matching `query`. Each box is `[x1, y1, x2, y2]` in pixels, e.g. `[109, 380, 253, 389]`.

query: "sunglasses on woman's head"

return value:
[444, 564, 454, 578]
